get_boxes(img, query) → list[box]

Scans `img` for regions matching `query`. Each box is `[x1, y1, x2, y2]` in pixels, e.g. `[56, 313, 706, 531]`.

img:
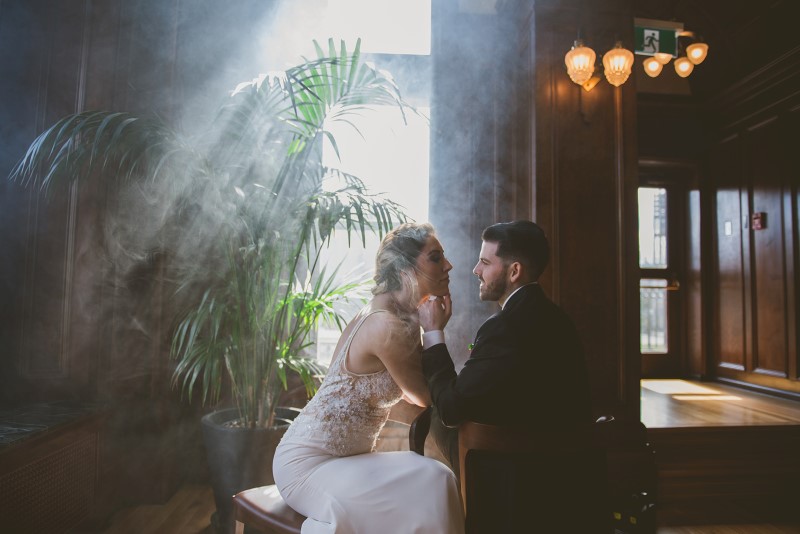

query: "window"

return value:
[639, 187, 668, 354]
[291, 2, 433, 364]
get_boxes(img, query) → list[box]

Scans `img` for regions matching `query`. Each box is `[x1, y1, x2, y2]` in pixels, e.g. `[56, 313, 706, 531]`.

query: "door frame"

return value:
[638, 160, 701, 378]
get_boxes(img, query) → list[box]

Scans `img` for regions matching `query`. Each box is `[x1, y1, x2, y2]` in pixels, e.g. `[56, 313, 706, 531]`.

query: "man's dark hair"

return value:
[481, 220, 549, 280]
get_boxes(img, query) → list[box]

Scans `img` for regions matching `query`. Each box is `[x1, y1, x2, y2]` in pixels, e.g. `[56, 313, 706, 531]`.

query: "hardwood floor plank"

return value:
[101, 485, 213, 534]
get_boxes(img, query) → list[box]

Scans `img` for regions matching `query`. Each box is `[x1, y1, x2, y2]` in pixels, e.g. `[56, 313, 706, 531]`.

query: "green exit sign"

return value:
[635, 26, 677, 56]
[634, 18, 683, 57]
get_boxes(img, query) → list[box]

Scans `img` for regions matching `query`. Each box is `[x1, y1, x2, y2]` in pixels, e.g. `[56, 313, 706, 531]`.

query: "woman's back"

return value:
[281, 309, 402, 456]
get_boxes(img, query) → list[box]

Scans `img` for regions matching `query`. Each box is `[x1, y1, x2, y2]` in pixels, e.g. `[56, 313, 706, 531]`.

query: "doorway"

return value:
[638, 164, 695, 378]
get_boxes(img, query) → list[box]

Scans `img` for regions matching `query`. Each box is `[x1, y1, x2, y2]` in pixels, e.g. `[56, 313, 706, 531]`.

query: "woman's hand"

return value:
[417, 294, 452, 332]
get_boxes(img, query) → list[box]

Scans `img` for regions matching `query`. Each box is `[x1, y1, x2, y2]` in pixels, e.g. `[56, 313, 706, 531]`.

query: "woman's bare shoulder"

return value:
[359, 309, 418, 353]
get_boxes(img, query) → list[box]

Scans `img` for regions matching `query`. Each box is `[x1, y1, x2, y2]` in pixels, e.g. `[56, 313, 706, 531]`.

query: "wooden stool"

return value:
[232, 404, 431, 533]
[233, 484, 303, 534]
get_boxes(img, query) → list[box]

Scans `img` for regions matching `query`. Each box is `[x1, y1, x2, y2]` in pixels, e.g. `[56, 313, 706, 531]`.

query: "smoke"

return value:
[427, 1, 521, 369]
[0, 0, 519, 399]
[84, 0, 442, 385]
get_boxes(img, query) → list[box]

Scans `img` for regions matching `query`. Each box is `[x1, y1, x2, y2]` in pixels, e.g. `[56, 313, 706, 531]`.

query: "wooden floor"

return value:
[97, 484, 800, 534]
[99, 485, 215, 534]
[95, 380, 800, 534]
[641, 379, 800, 427]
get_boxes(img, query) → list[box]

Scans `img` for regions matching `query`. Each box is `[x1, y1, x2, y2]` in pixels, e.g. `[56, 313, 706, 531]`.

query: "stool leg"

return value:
[234, 520, 244, 534]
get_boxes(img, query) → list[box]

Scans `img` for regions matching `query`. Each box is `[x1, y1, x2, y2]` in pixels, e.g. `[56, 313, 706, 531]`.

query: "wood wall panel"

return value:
[686, 189, 704, 376]
[748, 119, 790, 377]
[707, 48, 800, 396]
[711, 138, 746, 371]
[528, 0, 639, 419]
[10, 1, 92, 399]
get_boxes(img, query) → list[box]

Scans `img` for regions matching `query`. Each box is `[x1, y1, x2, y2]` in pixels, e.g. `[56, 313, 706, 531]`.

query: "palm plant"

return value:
[10, 39, 411, 428]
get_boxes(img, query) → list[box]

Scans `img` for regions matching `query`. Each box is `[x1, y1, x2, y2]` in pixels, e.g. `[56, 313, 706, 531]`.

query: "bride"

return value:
[273, 222, 464, 533]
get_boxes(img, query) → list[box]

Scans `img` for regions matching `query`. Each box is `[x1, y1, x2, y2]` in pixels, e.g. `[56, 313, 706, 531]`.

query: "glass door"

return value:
[638, 184, 683, 376]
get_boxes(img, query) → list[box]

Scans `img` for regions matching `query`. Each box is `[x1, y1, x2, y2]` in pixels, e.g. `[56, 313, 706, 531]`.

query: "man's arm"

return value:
[422, 316, 516, 427]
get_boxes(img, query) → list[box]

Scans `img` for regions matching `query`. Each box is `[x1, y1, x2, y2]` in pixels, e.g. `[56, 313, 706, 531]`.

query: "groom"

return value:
[418, 220, 598, 531]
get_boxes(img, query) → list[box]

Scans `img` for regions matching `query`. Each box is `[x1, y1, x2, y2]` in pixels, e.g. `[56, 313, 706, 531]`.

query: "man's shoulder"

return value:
[502, 287, 579, 333]
[501, 284, 548, 317]
[476, 311, 506, 335]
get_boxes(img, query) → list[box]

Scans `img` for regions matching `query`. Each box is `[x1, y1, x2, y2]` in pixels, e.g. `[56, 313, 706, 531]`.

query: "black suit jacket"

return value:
[422, 283, 591, 428]
[422, 284, 604, 532]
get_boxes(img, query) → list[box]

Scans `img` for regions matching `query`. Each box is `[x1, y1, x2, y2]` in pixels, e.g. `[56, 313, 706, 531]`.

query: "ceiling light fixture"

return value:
[686, 42, 709, 64]
[642, 56, 663, 77]
[634, 19, 709, 82]
[674, 56, 694, 77]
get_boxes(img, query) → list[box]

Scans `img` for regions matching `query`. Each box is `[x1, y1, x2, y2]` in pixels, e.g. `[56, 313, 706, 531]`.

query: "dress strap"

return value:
[335, 309, 388, 373]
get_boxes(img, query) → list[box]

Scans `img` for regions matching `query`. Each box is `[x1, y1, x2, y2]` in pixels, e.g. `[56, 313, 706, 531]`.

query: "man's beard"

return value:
[479, 272, 507, 302]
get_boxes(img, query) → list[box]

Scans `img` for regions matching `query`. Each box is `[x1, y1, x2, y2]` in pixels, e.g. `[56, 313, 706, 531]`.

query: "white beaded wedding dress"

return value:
[273, 309, 464, 534]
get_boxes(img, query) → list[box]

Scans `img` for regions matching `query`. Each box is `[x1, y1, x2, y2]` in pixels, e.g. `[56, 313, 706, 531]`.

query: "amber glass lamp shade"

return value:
[686, 42, 708, 65]
[643, 56, 663, 77]
[653, 52, 673, 65]
[565, 40, 596, 85]
[602, 42, 634, 87]
[674, 56, 694, 77]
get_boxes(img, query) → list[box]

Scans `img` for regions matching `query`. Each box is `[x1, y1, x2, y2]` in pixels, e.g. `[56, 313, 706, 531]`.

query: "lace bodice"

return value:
[281, 310, 403, 456]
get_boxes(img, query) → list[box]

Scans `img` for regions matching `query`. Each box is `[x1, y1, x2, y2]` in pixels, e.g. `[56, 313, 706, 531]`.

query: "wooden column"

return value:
[521, 0, 640, 419]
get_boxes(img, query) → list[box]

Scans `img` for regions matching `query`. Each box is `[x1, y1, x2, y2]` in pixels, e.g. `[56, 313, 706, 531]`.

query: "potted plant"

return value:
[9, 39, 413, 532]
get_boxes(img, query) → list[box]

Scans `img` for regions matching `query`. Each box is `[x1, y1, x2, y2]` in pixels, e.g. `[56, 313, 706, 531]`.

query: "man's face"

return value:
[473, 241, 509, 302]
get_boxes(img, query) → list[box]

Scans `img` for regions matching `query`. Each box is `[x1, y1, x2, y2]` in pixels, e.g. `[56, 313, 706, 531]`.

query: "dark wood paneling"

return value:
[528, 0, 640, 420]
[706, 47, 800, 395]
[747, 119, 791, 377]
[687, 189, 704, 376]
[649, 425, 800, 525]
[711, 137, 747, 371]
[6, 1, 93, 400]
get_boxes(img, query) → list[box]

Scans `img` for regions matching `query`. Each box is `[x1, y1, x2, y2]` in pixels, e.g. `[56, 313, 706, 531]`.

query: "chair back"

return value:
[457, 421, 609, 533]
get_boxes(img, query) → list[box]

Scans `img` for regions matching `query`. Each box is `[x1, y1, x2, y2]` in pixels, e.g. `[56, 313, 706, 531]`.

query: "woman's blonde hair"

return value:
[373, 222, 435, 308]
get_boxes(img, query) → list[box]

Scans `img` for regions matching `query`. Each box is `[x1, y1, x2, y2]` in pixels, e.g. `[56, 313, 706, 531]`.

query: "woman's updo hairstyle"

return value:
[373, 222, 435, 302]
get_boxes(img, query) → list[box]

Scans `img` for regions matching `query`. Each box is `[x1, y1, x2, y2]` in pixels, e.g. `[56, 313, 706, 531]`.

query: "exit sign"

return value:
[635, 26, 677, 56]
[634, 18, 682, 57]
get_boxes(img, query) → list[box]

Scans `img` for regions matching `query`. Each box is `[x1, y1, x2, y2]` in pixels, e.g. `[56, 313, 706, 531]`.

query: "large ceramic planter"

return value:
[201, 407, 298, 534]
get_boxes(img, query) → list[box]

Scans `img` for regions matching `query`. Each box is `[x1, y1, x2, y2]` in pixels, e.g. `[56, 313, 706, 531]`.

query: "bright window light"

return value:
[316, 106, 430, 364]
[641, 379, 720, 395]
[325, 0, 431, 55]
[672, 395, 742, 401]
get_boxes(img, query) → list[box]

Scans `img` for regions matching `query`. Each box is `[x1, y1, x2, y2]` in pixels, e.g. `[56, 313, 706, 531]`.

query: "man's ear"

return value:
[508, 261, 523, 284]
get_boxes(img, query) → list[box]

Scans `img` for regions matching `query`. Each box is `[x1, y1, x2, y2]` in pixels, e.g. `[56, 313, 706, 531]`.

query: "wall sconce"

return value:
[564, 39, 596, 85]
[603, 41, 634, 86]
[564, 37, 634, 91]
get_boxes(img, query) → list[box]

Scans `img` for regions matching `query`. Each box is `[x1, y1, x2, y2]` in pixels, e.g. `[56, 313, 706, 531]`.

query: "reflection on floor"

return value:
[641, 379, 800, 428]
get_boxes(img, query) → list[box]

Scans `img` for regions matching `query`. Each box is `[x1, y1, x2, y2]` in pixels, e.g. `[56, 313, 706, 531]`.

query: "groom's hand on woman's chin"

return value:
[418, 294, 452, 332]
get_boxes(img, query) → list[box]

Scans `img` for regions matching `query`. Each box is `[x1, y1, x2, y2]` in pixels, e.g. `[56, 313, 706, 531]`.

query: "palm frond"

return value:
[10, 111, 194, 196]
